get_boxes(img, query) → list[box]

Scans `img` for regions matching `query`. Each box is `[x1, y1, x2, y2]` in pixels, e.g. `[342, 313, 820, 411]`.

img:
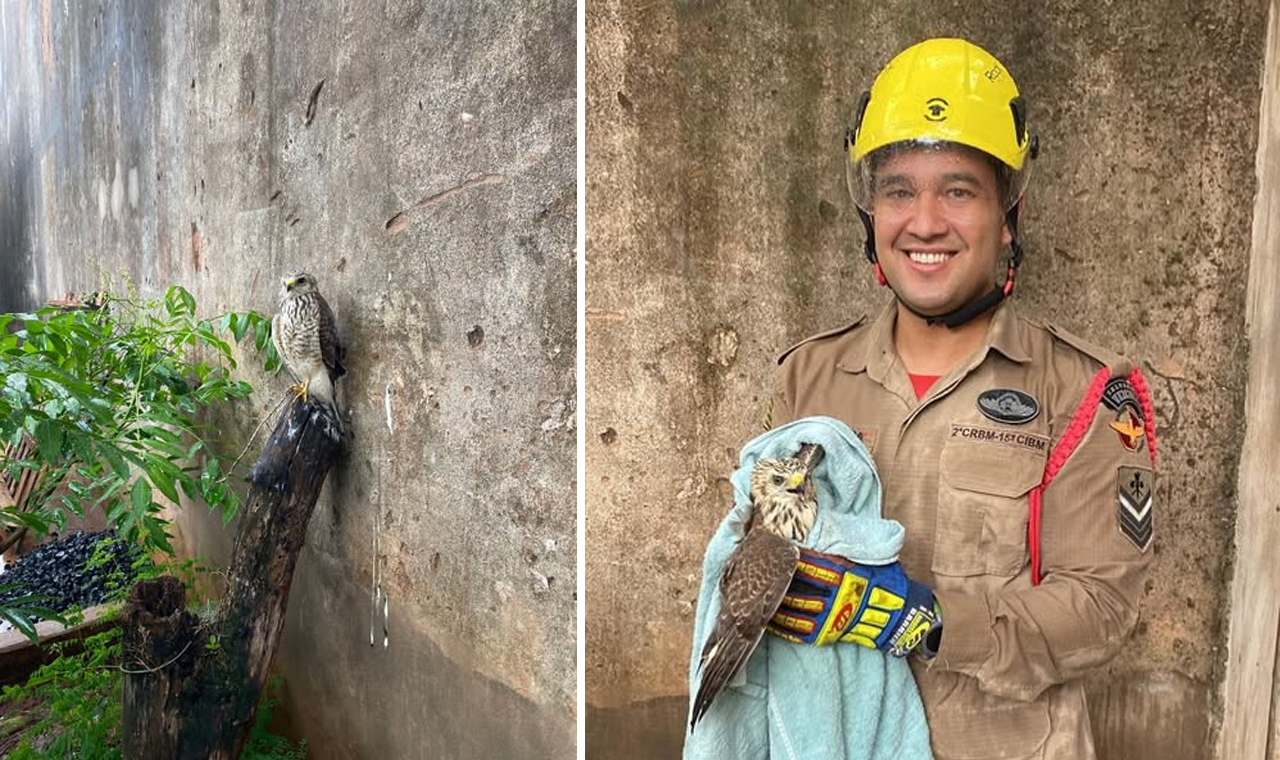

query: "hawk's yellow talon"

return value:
[287, 382, 310, 403]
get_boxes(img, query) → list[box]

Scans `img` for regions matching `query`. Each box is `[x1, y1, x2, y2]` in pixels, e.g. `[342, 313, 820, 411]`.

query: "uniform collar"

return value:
[838, 298, 1032, 378]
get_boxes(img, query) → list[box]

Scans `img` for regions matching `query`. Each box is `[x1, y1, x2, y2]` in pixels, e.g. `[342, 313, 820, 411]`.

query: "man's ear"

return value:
[1002, 198, 1025, 247]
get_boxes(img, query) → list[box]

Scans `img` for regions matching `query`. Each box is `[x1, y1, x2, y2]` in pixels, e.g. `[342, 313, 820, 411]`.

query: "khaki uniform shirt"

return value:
[771, 301, 1155, 760]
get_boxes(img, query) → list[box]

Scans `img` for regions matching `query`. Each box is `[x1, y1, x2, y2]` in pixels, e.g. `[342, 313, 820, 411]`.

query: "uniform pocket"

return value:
[933, 426, 1048, 578]
[928, 689, 1051, 760]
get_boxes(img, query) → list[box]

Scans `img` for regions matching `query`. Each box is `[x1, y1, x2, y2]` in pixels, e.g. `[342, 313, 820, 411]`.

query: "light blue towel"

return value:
[683, 416, 934, 760]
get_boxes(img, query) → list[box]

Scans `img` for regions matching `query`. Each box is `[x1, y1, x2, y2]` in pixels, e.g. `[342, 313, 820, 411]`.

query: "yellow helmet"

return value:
[847, 38, 1036, 211]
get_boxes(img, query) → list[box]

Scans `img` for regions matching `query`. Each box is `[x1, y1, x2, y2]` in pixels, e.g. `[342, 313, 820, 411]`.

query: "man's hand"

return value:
[767, 548, 942, 657]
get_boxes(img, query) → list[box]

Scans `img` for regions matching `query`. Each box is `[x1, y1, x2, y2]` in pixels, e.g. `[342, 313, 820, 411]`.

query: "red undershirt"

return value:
[908, 373, 941, 400]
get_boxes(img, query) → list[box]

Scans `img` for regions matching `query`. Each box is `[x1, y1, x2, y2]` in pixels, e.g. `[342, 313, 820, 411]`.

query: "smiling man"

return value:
[764, 39, 1159, 759]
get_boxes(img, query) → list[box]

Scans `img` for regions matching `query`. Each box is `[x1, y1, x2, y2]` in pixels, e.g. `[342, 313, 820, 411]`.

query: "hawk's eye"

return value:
[771, 475, 785, 487]
[297, 276, 307, 284]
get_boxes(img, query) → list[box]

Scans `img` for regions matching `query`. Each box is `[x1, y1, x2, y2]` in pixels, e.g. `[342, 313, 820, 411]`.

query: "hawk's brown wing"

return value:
[690, 528, 798, 729]
[270, 312, 297, 383]
[316, 293, 346, 381]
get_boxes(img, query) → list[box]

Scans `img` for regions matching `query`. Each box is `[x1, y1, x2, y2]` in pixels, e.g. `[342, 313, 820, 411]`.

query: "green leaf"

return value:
[221, 495, 239, 526]
[104, 497, 128, 525]
[4, 510, 51, 533]
[101, 444, 129, 478]
[142, 453, 184, 503]
[196, 320, 234, 359]
[147, 466, 178, 504]
[44, 330, 69, 359]
[201, 457, 220, 485]
[34, 418, 64, 462]
[0, 606, 40, 642]
[254, 316, 270, 351]
[214, 312, 234, 336]
[4, 372, 28, 395]
[264, 341, 282, 373]
[164, 285, 196, 318]
[138, 435, 187, 460]
[229, 312, 251, 342]
[143, 517, 174, 554]
[140, 406, 193, 430]
[60, 494, 86, 518]
[130, 477, 153, 517]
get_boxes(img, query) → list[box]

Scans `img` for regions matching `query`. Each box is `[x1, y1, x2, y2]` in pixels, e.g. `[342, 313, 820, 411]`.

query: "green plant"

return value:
[1, 626, 123, 759]
[0, 286, 277, 560]
[242, 678, 308, 760]
[0, 625, 307, 759]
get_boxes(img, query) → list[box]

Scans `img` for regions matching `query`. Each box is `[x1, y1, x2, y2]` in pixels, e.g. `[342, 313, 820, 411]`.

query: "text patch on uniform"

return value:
[1117, 466, 1154, 552]
[976, 388, 1040, 425]
[949, 424, 1048, 453]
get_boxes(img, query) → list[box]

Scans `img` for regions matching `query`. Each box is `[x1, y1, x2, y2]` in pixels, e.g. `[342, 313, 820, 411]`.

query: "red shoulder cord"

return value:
[1029, 368, 1158, 586]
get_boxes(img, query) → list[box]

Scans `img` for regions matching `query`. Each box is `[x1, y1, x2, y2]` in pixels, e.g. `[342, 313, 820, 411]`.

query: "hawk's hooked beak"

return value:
[786, 472, 806, 492]
[283, 277, 297, 290]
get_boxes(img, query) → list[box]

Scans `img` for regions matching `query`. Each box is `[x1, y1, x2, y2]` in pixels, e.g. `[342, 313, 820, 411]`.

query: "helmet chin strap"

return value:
[857, 204, 1024, 329]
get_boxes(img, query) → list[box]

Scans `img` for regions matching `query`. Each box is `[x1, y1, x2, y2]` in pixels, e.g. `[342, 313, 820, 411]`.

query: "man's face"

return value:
[870, 145, 1011, 317]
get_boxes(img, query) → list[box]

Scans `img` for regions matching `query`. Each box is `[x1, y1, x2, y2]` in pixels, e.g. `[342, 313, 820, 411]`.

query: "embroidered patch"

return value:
[1117, 466, 1154, 552]
[1109, 407, 1146, 452]
[976, 388, 1040, 425]
[1101, 377, 1141, 414]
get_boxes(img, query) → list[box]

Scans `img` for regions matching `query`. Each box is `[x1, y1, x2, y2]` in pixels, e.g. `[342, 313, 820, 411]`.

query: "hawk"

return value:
[272, 271, 346, 412]
[689, 442, 824, 729]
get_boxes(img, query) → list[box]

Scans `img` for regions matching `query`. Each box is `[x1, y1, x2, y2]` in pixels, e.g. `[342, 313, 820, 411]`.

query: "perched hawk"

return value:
[689, 443, 824, 729]
[272, 271, 346, 410]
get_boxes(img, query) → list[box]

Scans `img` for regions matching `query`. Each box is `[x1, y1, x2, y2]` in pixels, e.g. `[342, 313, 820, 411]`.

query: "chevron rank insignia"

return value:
[1117, 466, 1154, 552]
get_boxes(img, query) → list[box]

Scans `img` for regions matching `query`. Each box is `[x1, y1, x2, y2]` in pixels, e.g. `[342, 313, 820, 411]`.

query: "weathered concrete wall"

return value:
[585, 2, 1268, 758]
[2, 2, 576, 758]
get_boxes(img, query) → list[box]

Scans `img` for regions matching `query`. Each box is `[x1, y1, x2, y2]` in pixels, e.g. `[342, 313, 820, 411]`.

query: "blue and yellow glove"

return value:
[767, 548, 942, 658]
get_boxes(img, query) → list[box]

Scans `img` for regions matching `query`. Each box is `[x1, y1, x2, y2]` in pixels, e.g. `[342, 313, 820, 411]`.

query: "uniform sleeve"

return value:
[929, 372, 1155, 701]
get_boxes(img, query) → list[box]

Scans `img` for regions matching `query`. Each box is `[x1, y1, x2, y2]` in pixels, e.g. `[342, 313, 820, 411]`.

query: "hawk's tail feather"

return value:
[794, 442, 825, 471]
[689, 630, 765, 730]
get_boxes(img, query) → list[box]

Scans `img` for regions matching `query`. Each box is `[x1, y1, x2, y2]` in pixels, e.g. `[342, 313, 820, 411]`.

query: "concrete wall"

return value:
[1, 2, 576, 758]
[585, 2, 1269, 758]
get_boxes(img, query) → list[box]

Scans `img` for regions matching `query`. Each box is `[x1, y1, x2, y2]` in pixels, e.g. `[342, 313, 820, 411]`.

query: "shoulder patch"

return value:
[1044, 322, 1132, 376]
[776, 316, 866, 366]
[1117, 466, 1155, 552]
[1101, 377, 1140, 414]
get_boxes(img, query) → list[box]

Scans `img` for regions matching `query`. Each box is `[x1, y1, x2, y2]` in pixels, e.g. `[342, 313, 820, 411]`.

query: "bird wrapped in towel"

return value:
[689, 442, 825, 729]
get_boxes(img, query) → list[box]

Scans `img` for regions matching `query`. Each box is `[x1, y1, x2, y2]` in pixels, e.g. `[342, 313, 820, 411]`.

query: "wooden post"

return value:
[121, 397, 342, 760]
[120, 576, 199, 757]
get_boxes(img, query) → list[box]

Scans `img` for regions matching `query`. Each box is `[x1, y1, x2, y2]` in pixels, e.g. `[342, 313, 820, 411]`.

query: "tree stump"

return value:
[122, 397, 342, 759]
